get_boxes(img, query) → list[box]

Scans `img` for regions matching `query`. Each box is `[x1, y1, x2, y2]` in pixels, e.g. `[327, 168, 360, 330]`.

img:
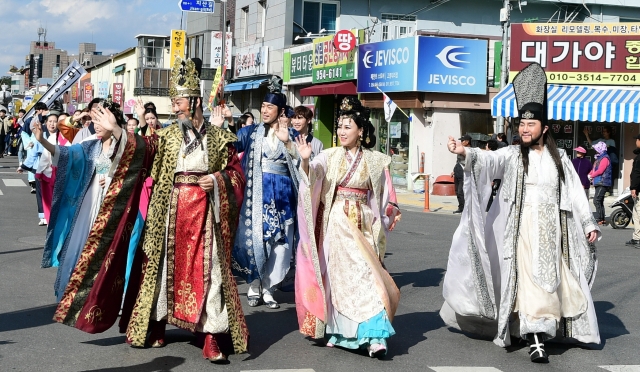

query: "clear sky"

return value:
[0, 0, 183, 75]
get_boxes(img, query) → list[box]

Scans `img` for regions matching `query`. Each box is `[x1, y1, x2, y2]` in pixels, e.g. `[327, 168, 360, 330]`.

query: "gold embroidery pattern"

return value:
[175, 281, 198, 317]
[174, 174, 200, 184]
[112, 276, 124, 294]
[84, 305, 104, 324]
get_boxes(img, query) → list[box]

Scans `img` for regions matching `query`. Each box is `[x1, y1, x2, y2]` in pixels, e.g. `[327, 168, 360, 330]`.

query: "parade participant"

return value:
[291, 105, 323, 159]
[295, 97, 401, 358]
[35, 113, 70, 224]
[441, 63, 600, 363]
[34, 99, 156, 322]
[232, 76, 301, 309]
[135, 99, 160, 136]
[58, 108, 92, 143]
[17, 114, 46, 224]
[123, 58, 248, 363]
[127, 118, 139, 134]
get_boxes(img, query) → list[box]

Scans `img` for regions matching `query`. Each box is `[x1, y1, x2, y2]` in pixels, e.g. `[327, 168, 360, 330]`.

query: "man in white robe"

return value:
[441, 63, 600, 364]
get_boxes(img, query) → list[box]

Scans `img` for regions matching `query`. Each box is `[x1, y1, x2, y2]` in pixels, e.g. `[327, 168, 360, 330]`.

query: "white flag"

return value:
[383, 92, 397, 123]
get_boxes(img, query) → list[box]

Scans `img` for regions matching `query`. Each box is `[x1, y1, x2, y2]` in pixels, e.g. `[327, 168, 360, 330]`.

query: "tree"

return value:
[0, 76, 10, 87]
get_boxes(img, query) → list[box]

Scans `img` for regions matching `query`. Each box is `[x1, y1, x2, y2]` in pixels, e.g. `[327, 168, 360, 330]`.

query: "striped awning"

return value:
[492, 84, 640, 123]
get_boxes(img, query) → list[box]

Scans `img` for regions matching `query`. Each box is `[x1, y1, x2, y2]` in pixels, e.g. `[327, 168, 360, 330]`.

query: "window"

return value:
[380, 13, 417, 22]
[258, 1, 266, 38]
[397, 26, 412, 38]
[242, 6, 249, 42]
[382, 25, 388, 41]
[302, 1, 338, 34]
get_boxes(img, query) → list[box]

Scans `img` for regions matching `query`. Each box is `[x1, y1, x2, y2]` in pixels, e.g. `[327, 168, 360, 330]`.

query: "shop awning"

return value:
[300, 82, 357, 96]
[224, 79, 267, 92]
[492, 84, 640, 123]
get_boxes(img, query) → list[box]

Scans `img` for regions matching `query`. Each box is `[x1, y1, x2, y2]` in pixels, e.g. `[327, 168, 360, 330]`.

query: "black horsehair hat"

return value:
[513, 62, 547, 123]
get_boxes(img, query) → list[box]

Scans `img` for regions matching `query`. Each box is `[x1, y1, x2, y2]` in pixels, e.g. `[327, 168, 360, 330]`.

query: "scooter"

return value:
[609, 187, 634, 229]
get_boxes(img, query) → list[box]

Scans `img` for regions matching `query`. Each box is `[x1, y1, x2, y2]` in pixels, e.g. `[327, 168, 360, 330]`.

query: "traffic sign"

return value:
[179, 0, 215, 13]
[333, 30, 356, 52]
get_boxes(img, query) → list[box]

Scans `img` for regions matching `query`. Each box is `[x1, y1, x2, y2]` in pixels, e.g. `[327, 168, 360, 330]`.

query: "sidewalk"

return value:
[397, 188, 619, 216]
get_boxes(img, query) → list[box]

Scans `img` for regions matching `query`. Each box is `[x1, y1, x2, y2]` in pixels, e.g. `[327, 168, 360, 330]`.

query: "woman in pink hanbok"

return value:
[294, 97, 402, 358]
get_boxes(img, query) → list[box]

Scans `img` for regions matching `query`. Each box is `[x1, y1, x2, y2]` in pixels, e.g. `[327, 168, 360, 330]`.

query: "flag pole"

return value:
[376, 86, 410, 120]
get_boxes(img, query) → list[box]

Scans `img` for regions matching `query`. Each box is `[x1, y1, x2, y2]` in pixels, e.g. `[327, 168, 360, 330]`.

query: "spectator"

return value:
[584, 125, 618, 191]
[572, 146, 592, 200]
[291, 105, 323, 159]
[0, 109, 10, 157]
[495, 133, 509, 148]
[127, 118, 139, 134]
[588, 142, 612, 225]
[486, 139, 499, 151]
[627, 134, 640, 247]
[451, 134, 471, 214]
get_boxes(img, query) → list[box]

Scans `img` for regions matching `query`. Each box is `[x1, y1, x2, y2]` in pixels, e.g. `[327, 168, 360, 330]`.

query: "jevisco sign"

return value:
[510, 23, 640, 85]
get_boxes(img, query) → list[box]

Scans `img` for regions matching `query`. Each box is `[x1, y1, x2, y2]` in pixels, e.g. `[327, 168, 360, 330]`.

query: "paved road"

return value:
[0, 155, 639, 372]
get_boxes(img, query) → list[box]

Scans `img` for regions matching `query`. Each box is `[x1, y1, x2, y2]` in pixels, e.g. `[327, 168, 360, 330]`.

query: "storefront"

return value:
[494, 22, 640, 195]
[225, 45, 270, 118]
[358, 35, 491, 189]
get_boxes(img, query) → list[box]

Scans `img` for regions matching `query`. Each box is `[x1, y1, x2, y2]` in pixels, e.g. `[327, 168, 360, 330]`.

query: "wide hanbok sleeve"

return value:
[295, 151, 329, 338]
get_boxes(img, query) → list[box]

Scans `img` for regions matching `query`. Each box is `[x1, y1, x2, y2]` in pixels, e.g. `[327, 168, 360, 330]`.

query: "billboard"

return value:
[211, 31, 232, 69]
[510, 23, 640, 85]
[234, 46, 269, 78]
[312, 33, 357, 84]
[357, 37, 417, 93]
[284, 44, 313, 85]
[417, 37, 488, 95]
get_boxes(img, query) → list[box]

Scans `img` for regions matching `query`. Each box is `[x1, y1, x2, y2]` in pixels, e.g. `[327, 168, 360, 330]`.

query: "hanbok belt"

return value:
[174, 171, 207, 185]
[261, 160, 289, 176]
[335, 186, 369, 203]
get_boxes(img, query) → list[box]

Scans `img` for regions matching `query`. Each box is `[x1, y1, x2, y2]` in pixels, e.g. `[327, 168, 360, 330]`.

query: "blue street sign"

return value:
[179, 0, 215, 13]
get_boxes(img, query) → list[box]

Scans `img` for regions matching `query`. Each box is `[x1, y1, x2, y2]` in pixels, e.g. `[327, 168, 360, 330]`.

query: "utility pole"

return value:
[497, 0, 511, 134]
[220, 0, 227, 96]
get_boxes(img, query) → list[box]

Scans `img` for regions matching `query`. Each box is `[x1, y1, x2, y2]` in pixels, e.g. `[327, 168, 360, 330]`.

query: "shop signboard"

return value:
[83, 83, 93, 103]
[417, 36, 488, 95]
[210, 31, 232, 69]
[170, 29, 186, 68]
[112, 83, 124, 107]
[234, 46, 269, 78]
[357, 37, 417, 93]
[284, 44, 313, 85]
[312, 33, 357, 84]
[97, 81, 109, 99]
[510, 23, 640, 85]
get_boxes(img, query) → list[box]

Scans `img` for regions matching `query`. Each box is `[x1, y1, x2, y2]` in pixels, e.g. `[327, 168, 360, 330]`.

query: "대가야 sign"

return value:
[510, 23, 640, 85]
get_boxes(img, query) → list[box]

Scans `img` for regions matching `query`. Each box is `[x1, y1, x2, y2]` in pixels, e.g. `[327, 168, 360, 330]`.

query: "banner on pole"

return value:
[208, 65, 226, 112]
[170, 29, 187, 68]
[24, 60, 87, 120]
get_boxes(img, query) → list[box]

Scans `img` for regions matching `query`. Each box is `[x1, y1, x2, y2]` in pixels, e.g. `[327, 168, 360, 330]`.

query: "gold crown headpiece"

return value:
[169, 57, 201, 98]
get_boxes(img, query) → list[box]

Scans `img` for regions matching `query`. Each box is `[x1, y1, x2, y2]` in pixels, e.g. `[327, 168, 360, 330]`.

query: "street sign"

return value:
[178, 0, 215, 13]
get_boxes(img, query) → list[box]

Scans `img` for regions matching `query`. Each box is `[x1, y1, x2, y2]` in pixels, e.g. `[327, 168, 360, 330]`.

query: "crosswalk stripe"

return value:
[2, 179, 26, 187]
[429, 368, 504, 372]
[600, 366, 640, 372]
[0, 189, 3, 195]
[240, 370, 316, 372]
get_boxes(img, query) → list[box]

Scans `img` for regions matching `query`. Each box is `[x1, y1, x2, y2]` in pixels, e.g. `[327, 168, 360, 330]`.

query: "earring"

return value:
[366, 135, 371, 144]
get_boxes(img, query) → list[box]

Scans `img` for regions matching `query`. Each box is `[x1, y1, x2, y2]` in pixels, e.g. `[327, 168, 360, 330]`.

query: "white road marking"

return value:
[2, 179, 26, 187]
[241, 370, 316, 372]
[0, 189, 3, 195]
[429, 368, 504, 372]
[600, 366, 640, 372]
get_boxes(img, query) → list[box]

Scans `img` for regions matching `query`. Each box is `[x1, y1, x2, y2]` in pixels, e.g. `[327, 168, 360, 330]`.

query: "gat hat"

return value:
[169, 57, 202, 98]
[459, 134, 472, 142]
[263, 76, 286, 109]
[574, 146, 587, 154]
[513, 63, 547, 123]
[283, 105, 295, 118]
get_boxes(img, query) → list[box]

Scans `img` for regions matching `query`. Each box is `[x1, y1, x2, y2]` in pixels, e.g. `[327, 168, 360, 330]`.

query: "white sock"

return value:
[247, 280, 261, 297]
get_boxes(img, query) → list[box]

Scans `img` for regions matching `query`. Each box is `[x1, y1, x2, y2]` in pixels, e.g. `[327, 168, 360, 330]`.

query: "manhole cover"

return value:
[18, 236, 46, 246]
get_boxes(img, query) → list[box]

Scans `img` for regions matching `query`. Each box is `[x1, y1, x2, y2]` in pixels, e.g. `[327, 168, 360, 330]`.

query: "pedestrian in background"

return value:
[572, 146, 592, 200]
[626, 134, 640, 247]
[451, 134, 471, 214]
[589, 142, 612, 225]
[0, 109, 10, 157]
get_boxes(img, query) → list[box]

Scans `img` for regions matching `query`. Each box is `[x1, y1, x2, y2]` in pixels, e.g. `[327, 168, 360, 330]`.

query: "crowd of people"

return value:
[6, 60, 610, 365]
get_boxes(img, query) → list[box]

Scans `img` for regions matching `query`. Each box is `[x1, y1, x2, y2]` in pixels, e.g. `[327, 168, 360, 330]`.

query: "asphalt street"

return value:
[0, 155, 639, 372]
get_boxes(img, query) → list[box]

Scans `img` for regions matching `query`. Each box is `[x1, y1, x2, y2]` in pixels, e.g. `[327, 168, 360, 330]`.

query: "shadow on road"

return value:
[391, 268, 445, 289]
[595, 300, 629, 342]
[385, 311, 445, 359]
[79, 356, 185, 371]
[0, 304, 56, 333]
[0, 246, 44, 255]
[242, 306, 298, 361]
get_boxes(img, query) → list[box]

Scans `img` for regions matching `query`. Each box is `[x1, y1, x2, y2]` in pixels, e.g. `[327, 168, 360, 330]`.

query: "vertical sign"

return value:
[83, 83, 93, 103]
[112, 83, 124, 107]
[211, 31, 233, 68]
[170, 29, 187, 67]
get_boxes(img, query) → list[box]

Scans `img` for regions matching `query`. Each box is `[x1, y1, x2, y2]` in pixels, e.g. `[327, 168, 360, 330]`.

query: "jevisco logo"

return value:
[435, 46, 470, 69]
[362, 47, 411, 69]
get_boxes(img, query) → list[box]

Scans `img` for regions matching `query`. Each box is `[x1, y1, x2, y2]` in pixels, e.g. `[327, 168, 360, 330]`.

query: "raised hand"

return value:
[447, 136, 466, 156]
[32, 120, 44, 143]
[92, 107, 118, 132]
[210, 106, 225, 128]
[135, 97, 146, 119]
[275, 118, 290, 143]
[295, 135, 312, 161]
